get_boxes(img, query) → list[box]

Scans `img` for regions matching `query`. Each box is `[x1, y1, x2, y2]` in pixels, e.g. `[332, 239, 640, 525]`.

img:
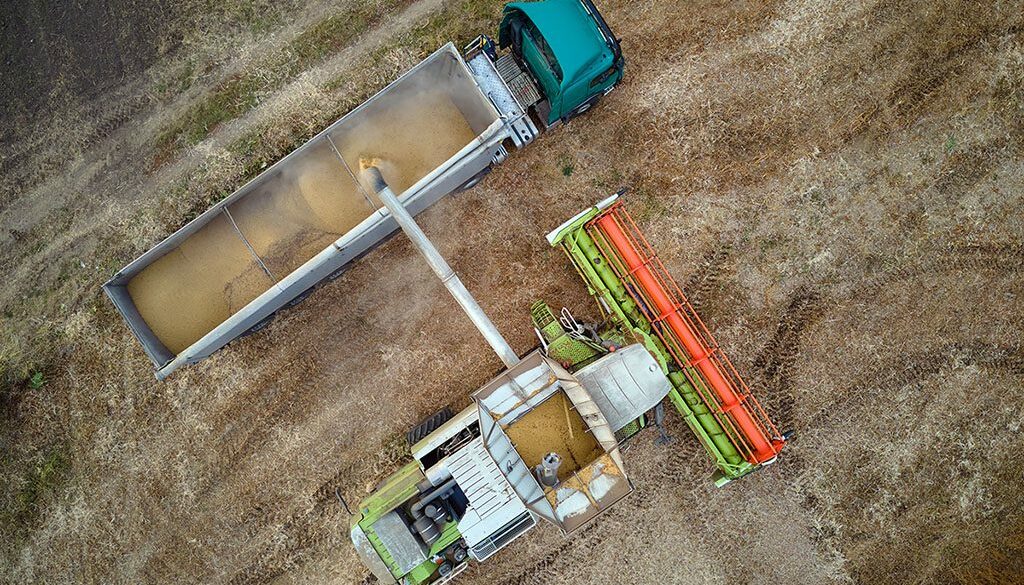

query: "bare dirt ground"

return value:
[2, 0, 1023, 584]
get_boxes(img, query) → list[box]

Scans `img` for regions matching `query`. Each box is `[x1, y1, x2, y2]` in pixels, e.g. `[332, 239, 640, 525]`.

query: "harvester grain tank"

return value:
[349, 190, 789, 583]
[103, 0, 624, 379]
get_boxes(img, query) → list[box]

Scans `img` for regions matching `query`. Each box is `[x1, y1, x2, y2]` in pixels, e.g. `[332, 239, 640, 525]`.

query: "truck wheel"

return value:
[458, 167, 491, 192]
[326, 265, 348, 282]
[566, 95, 601, 121]
[407, 406, 454, 446]
[241, 313, 275, 337]
[285, 287, 315, 308]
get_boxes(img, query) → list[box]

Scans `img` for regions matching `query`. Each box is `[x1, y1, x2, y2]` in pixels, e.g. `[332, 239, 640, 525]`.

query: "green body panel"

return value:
[549, 206, 755, 481]
[356, 462, 423, 527]
[499, 0, 624, 123]
[531, 300, 603, 366]
[354, 462, 463, 583]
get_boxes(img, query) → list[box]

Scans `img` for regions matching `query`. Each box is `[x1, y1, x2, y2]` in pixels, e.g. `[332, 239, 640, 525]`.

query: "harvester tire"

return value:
[407, 406, 454, 446]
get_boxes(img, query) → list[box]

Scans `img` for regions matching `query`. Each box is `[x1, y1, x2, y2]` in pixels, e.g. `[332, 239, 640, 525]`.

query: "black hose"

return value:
[334, 487, 353, 515]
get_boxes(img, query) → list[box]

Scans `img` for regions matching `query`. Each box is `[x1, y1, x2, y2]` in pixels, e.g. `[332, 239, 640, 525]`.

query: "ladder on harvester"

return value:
[583, 202, 786, 466]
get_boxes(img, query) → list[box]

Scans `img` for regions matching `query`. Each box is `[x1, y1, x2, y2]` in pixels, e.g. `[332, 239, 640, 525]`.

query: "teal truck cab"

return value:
[475, 0, 624, 127]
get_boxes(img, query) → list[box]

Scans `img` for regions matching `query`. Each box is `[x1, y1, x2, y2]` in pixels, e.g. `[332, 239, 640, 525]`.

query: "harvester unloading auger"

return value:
[349, 178, 790, 584]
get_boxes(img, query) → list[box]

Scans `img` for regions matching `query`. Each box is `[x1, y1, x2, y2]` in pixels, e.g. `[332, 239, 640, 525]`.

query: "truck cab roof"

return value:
[502, 0, 615, 90]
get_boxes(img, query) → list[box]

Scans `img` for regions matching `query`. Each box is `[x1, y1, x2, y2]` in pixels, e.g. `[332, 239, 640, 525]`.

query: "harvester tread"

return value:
[407, 406, 454, 446]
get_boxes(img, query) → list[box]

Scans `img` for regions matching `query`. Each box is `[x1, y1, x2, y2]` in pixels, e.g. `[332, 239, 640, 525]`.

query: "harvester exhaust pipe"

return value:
[361, 164, 521, 369]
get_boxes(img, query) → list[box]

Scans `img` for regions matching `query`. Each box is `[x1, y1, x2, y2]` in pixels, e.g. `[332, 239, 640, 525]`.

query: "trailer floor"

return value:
[2, 0, 1022, 584]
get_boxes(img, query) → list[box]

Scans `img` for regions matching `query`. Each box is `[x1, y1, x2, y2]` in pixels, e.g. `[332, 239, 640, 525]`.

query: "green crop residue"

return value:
[2, 448, 69, 548]
[153, 0, 411, 165]
[944, 133, 958, 154]
[561, 160, 575, 177]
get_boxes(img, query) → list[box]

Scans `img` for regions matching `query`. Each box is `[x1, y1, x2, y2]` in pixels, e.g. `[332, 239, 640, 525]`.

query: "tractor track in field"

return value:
[850, 242, 1024, 301]
[498, 520, 610, 585]
[791, 341, 1024, 577]
[226, 433, 409, 585]
[226, 497, 345, 585]
[748, 242, 1022, 430]
[781, 341, 1024, 563]
[751, 287, 825, 431]
[681, 245, 733, 312]
[640, 425, 706, 487]
[804, 341, 1024, 432]
[208, 357, 321, 479]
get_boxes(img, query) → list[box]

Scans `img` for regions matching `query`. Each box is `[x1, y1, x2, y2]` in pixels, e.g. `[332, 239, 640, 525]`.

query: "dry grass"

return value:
[152, 0, 414, 164]
[2, 0, 1023, 584]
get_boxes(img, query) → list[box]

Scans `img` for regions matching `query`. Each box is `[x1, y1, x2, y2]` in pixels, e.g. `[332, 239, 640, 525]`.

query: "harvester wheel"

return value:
[407, 406, 454, 446]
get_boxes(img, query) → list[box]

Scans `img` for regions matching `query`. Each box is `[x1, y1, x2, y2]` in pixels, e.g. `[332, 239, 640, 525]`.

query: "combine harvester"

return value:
[104, 0, 624, 379]
[349, 181, 790, 584]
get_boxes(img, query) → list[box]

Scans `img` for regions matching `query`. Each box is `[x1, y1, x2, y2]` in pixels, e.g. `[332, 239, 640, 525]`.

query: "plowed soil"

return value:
[2, 0, 1022, 584]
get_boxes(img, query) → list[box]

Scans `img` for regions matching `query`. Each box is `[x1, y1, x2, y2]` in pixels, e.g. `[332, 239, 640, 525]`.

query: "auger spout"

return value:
[362, 164, 520, 369]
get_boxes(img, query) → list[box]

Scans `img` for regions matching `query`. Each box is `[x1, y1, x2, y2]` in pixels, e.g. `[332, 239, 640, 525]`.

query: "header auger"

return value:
[545, 191, 790, 484]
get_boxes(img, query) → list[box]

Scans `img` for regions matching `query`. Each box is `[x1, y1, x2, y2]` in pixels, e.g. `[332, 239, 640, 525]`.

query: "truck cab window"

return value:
[525, 23, 562, 82]
[590, 64, 616, 88]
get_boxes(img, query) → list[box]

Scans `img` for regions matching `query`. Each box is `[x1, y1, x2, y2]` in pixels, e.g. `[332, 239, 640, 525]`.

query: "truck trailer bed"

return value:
[105, 44, 517, 378]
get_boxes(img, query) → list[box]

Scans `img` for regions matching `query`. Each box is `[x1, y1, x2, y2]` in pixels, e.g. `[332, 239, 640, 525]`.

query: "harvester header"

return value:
[547, 192, 789, 483]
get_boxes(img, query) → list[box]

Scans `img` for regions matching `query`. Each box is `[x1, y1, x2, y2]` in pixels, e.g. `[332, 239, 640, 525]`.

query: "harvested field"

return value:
[2, 0, 1023, 584]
